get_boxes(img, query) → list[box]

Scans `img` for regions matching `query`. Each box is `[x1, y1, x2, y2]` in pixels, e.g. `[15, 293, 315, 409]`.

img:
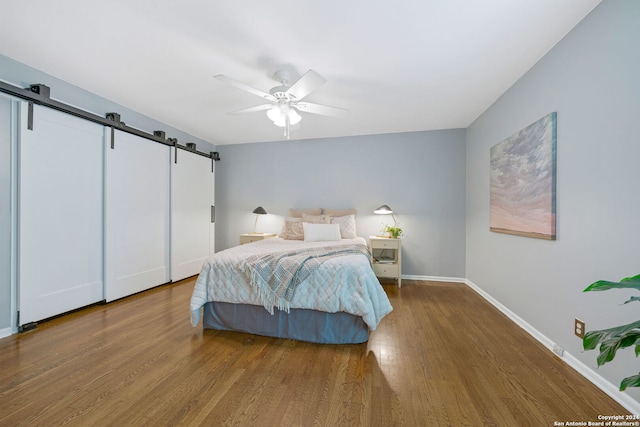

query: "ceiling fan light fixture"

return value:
[266, 106, 282, 122]
[268, 107, 301, 127]
[217, 69, 345, 139]
[287, 109, 302, 125]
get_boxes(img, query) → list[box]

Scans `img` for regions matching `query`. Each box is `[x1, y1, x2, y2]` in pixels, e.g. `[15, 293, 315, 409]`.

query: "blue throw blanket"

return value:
[242, 244, 371, 314]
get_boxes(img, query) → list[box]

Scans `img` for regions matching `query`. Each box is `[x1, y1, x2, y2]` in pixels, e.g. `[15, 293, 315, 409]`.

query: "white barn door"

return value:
[18, 104, 104, 325]
[209, 159, 215, 258]
[0, 95, 13, 333]
[170, 148, 214, 281]
[104, 129, 170, 301]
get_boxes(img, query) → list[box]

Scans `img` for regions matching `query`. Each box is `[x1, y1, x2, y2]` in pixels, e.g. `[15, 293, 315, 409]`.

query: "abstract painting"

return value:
[490, 112, 557, 240]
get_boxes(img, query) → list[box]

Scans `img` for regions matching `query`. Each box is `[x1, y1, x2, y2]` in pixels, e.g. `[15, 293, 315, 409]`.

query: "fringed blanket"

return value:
[243, 244, 371, 314]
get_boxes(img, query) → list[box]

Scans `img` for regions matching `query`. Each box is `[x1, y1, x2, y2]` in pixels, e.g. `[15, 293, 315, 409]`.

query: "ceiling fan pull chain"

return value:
[284, 114, 290, 139]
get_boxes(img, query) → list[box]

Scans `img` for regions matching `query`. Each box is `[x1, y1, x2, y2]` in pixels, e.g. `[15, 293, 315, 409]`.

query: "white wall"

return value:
[466, 0, 640, 405]
[215, 129, 467, 278]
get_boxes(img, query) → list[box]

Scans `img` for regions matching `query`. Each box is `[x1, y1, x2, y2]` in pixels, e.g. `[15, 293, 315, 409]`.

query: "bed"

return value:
[190, 216, 393, 344]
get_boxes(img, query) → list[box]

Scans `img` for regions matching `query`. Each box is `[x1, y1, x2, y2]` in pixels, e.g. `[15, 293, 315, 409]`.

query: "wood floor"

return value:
[0, 278, 628, 426]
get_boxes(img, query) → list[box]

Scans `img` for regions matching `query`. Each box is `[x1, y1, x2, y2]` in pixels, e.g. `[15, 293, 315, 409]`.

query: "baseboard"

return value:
[402, 274, 466, 283]
[464, 278, 640, 415]
[0, 327, 11, 340]
[561, 351, 640, 415]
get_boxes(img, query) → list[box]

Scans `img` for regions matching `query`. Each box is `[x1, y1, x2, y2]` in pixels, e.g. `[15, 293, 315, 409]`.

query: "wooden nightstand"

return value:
[369, 236, 402, 287]
[239, 233, 277, 245]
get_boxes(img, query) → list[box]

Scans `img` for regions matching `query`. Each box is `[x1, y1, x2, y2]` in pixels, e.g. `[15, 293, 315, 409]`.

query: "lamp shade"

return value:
[374, 204, 397, 229]
[269, 108, 302, 127]
[251, 206, 267, 233]
[253, 206, 267, 215]
[288, 109, 302, 125]
[266, 106, 281, 122]
[374, 205, 393, 215]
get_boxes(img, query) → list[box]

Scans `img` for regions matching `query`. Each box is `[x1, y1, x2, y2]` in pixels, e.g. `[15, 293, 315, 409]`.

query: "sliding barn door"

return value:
[104, 129, 170, 301]
[170, 148, 215, 281]
[0, 95, 14, 331]
[18, 103, 104, 325]
[209, 160, 215, 258]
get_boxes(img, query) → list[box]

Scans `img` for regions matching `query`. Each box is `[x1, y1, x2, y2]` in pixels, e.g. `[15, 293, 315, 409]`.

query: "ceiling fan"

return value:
[214, 69, 348, 139]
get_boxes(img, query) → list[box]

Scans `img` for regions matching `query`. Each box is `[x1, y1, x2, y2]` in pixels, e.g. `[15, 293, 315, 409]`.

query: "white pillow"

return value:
[330, 214, 357, 239]
[303, 223, 342, 242]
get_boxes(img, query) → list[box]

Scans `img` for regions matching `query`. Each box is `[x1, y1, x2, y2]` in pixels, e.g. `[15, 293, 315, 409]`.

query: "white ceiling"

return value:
[0, 0, 600, 146]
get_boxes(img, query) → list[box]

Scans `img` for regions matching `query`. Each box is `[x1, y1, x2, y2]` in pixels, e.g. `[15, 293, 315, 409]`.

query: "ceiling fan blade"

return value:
[227, 104, 274, 115]
[294, 102, 348, 117]
[285, 70, 326, 101]
[214, 75, 276, 101]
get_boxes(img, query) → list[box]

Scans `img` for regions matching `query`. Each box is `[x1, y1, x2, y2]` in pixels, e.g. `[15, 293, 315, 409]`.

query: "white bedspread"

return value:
[190, 237, 393, 330]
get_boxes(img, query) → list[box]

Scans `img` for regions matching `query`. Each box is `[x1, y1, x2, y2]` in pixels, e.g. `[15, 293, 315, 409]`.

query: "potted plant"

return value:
[383, 225, 403, 239]
[582, 274, 640, 390]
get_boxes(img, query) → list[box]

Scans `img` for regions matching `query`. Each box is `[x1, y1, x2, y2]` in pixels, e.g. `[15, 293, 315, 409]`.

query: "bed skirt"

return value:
[202, 301, 369, 344]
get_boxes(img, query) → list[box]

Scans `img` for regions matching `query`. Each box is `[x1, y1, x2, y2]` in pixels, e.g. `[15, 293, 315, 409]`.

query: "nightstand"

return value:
[239, 233, 277, 245]
[369, 236, 402, 287]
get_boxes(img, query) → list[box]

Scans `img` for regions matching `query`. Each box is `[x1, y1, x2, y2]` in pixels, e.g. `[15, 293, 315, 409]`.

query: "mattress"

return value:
[190, 237, 393, 333]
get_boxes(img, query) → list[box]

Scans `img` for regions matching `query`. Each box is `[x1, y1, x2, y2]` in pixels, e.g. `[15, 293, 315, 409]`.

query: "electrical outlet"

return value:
[575, 318, 585, 339]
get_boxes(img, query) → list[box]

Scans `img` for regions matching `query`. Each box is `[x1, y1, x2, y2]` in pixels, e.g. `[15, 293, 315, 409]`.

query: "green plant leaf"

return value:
[582, 325, 640, 350]
[582, 274, 640, 390]
[597, 339, 623, 366]
[583, 276, 640, 293]
[584, 330, 611, 350]
[596, 332, 640, 367]
[620, 373, 640, 391]
[383, 226, 403, 238]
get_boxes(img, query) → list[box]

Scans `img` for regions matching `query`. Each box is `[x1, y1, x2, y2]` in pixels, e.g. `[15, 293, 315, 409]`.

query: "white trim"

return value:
[402, 274, 466, 283]
[561, 351, 640, 415]
[0, 327, 11, 339]
[464, 278, 640, 415]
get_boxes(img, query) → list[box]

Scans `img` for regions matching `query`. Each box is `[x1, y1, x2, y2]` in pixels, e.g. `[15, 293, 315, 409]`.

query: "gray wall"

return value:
[0, 54, 215, 332]
[466, 0, 640, 403]
[215, 129, 467, 278]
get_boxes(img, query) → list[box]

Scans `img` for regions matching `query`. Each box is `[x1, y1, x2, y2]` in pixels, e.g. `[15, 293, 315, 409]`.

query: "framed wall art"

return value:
[490, 112, 557, 240]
